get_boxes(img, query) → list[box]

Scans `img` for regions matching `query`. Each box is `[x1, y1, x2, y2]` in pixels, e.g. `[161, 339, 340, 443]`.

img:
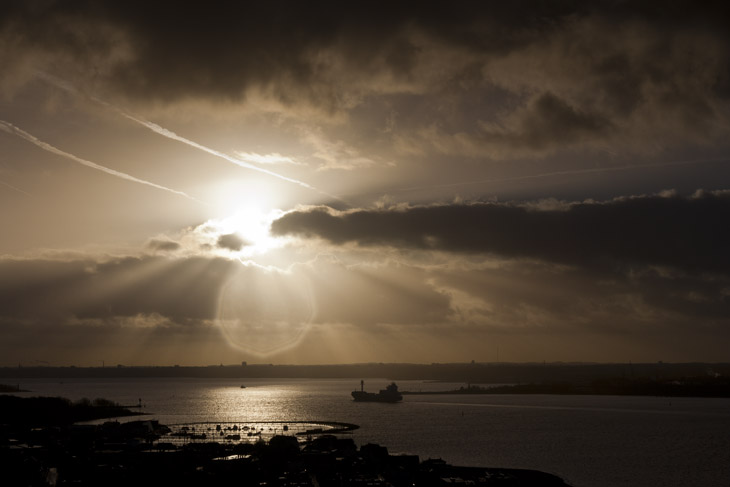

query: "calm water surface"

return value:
[6, 378, 730, 487]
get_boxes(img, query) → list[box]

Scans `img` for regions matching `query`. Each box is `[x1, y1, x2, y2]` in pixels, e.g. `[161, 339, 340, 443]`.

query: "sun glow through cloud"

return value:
[210, 207, 286, 258]
[194, 180, 292, 259]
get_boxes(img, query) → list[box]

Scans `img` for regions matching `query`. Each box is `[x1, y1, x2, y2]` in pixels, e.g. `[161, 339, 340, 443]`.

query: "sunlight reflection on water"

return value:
[202, 385, 300, 422]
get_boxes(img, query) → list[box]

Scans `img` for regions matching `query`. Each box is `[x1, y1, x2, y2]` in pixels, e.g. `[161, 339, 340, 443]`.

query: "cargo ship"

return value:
[351, 380, 403, 402]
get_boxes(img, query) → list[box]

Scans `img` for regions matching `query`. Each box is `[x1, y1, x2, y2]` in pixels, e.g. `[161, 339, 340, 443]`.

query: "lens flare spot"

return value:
[216, 265, 316, 355]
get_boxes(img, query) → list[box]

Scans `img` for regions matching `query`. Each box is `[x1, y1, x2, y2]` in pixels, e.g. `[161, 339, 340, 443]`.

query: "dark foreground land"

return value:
[0, 383, 26, 393]
[0, 395, 143, 426]
[1, 396, 571, 487]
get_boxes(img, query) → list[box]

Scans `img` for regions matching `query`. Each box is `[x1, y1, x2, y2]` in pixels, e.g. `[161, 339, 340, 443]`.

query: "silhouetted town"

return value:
[1, 395, 571, 486]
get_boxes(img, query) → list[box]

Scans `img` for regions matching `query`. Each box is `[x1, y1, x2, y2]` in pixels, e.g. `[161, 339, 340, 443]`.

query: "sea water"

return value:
[5, 377, 730, 487]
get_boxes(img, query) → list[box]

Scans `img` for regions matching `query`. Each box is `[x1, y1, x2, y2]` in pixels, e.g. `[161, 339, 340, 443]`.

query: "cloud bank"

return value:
[272, 191, 730, 275]
[2, 186, 730, 364]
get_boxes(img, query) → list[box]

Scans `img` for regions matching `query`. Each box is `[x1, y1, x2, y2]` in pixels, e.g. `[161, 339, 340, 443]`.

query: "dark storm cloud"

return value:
[0, 1, 562, 99]
[216, 233, 248, 251]
[475, 92, 614, 154]
[1, 1, 728, 162]
[3, 2, 728, 109]
[272, 190, 730, 275]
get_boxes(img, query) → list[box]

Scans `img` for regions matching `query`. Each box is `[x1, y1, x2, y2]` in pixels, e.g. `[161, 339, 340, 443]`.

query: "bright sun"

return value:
[204, 180, 289, 258]
[218, 206, 285, 257]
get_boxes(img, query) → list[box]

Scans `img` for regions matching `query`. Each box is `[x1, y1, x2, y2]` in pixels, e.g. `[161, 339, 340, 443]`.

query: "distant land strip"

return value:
[402, 378, 730, 398]
[2, 362, 729, 384]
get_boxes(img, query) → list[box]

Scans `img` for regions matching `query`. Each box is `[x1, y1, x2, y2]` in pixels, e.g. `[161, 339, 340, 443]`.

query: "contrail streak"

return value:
[0, 179, 32, 196]
[397, 157, 730, 193]
[113, 110, 346, 204]
[0, 120, 202, 203]
[37, 72, 346, 204]
[122, 112, 317, 188]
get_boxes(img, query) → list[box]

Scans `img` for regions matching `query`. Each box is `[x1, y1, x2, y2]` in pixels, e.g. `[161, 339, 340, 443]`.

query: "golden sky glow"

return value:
[1, 1, 730, 366]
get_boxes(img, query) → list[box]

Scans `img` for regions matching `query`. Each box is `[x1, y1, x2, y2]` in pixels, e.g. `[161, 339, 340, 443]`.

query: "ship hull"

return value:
[351, 391, 402, 403]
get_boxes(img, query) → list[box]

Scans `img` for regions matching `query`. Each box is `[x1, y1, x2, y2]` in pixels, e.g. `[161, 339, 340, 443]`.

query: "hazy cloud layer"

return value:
[272, 191, 730, 275]
[0, 253, 452, 332]
[1, 228, 728, 363]
[0, 256, 237, 323]
[294, 256, 451, 326]
[146, 238, 181, 252]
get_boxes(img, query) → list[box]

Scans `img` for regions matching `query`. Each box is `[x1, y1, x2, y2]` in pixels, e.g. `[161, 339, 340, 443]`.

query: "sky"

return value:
[1, 1, 729, 366]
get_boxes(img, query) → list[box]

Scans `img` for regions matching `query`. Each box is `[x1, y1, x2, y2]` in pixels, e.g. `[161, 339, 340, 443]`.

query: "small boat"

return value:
[240, 385, 246, 388]
[352, 380, 403, 403]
